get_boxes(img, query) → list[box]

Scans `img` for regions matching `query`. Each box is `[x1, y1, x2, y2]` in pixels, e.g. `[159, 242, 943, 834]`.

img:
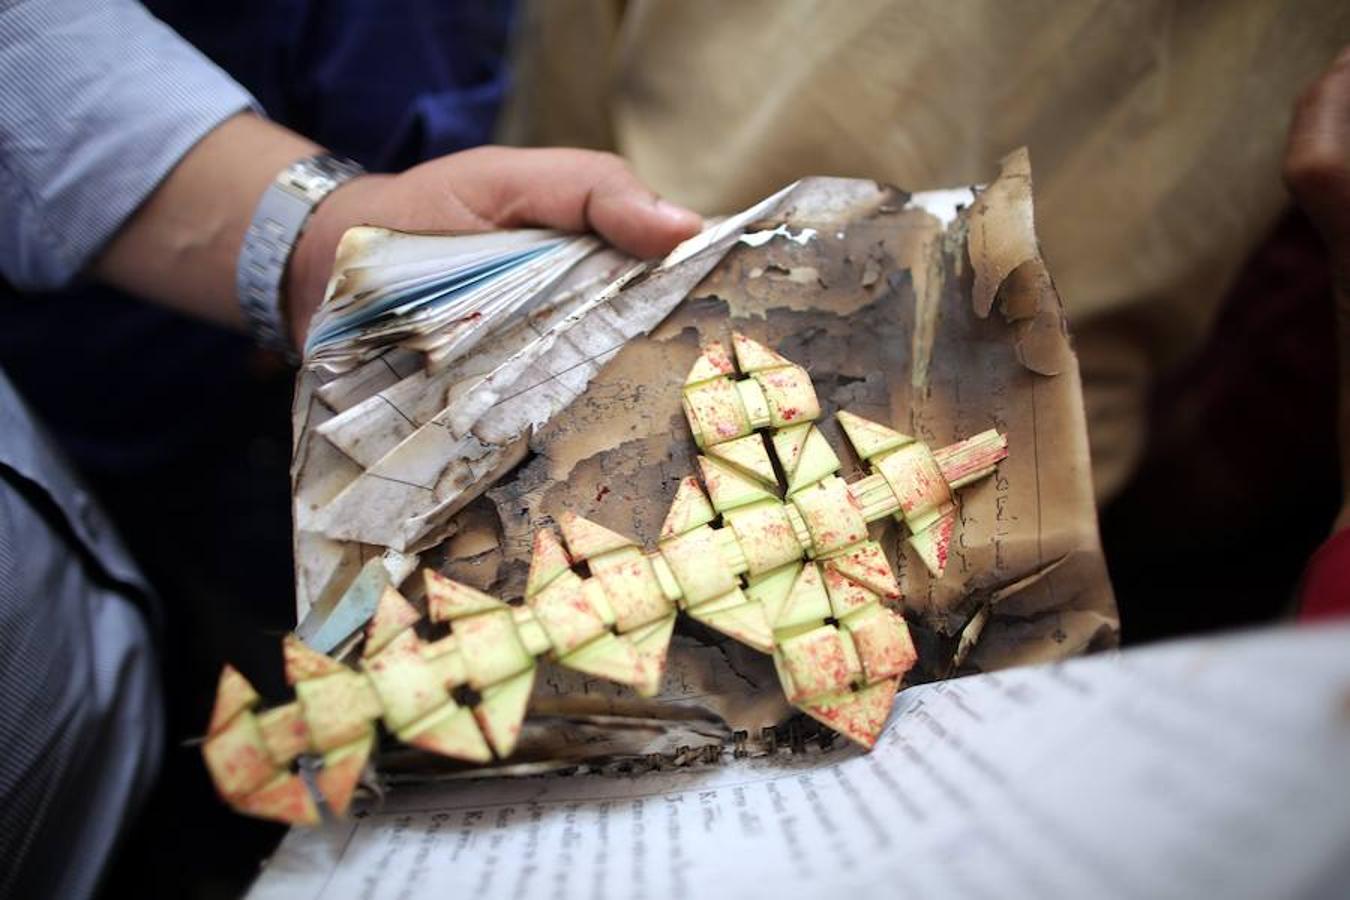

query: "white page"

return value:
[250, 623, 1350, 900]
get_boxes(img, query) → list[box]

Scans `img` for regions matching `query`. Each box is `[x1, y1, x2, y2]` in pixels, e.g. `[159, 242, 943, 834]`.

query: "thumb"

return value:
[454, 147, 703, 258]
[584, 167, 705, 259]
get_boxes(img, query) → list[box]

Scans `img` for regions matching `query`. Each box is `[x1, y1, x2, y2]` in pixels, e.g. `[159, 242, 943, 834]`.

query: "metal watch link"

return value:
[236, 153, 365, 358]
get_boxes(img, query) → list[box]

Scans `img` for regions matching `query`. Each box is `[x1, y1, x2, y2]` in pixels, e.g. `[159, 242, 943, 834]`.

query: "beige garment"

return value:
[499, 0, 1350, 500]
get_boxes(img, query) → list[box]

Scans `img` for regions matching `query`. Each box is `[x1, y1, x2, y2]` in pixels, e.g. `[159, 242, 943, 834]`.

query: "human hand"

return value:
[1285, 46, 1350, 530]
[1286, 46, 1350, 279]
[286, 146, 703, 348]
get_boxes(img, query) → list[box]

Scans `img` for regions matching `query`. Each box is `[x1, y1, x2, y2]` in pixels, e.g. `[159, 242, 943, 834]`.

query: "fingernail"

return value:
[654, 197, 703, 230]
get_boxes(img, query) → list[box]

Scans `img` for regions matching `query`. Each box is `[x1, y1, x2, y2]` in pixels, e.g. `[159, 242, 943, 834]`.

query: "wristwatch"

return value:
[236, 153, 366, 358]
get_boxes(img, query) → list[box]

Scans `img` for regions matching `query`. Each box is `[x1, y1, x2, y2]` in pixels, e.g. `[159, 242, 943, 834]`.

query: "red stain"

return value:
[705, 342, 735, 374]
[220, 743, 269, 789]
[595, 485, 611, 502]
[798, 631, 852, 698]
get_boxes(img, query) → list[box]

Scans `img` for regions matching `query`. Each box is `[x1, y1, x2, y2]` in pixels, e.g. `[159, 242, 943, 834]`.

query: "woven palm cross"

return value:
[202, 334, 1007, 824]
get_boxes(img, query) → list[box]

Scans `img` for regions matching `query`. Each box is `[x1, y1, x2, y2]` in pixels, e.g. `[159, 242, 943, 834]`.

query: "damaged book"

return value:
[203, 150, 1119, 827]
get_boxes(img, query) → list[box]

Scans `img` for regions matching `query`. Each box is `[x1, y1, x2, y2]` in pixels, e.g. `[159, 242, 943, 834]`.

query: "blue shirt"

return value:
[0, 0, 513, 289]
[0, 0, 257, 289]
[0, 0, 512, 473]
[0, 3, 511, 893]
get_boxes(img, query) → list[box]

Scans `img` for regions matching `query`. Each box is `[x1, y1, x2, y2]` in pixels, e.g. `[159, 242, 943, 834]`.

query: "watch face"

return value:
[285, 156, 365, 203]
[240, 157, 363, 356]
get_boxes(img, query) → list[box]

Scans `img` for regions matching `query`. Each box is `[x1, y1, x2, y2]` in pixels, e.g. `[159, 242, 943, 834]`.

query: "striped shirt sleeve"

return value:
[0, 0, 259, 290]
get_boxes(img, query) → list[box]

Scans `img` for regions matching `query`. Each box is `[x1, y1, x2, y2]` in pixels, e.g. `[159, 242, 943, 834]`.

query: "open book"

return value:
[224, 152, 1343, 896]
[281, 153, 1117, 777]
[250, 622, 1350, 899]
[189, 153, 1131, 830]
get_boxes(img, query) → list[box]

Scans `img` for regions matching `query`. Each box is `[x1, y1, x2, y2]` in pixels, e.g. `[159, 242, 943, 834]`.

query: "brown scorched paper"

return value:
[288, 150, 1118, 772]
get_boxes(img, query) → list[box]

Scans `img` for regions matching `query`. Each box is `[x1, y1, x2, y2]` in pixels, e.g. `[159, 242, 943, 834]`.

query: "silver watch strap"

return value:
[236, 153, 365, 357]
